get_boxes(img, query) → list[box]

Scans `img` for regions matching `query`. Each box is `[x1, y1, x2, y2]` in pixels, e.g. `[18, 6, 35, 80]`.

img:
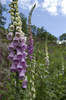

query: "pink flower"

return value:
[7, 32, 13, 40]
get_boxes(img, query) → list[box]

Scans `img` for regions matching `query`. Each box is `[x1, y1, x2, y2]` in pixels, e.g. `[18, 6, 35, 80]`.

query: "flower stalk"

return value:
[45, 32, 49, 67]
[28, 4, 36, 60]
[8, 0, 27, 99]
[28, 4, 36, 100]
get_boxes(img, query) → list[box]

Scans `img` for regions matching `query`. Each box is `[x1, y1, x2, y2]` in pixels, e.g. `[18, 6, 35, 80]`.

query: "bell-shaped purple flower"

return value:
[22, 52, 27, 58]
[8, 52, 14, 61]
[7, 32, 13, 40]
[20, 58, 27, 67]
[15, 32, 21, 37]
[20, 62, 27, 68]
[29, 38, 33, 45]
[13, 55, 19, 65]
[17, 50, 22, 60]
[19, 70, 25, 79]
[28, 48, 33, 55]
[21, 42, 27, 50]
[20, 36, 27, 43]
[8, 42, 14, 51]
[17, 63, 23, 71]
[13, 37, 19, 46]
[16, 45, 22, 52]
[10, 63, 17, 72]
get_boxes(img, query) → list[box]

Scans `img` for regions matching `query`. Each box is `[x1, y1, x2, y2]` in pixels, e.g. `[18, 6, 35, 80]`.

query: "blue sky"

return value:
[1, 0, 66, 37]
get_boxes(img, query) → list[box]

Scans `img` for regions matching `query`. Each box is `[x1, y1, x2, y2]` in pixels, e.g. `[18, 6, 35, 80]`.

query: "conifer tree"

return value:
[0, 2, 6, 28]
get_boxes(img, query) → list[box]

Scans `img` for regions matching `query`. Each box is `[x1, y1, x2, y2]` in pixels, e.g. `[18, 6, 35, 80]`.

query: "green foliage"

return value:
[31, 26, 57, 41]
[0, 38, 65, 100]
[0, 3, 7, 39]
[60, 33, 66, 40]
[0, 3, 6, 28]
[34, 41, 65, 100]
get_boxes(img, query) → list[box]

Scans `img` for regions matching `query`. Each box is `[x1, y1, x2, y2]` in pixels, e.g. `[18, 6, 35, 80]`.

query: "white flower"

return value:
[33, 94, 36, 98]
[31, 87, 35, 92]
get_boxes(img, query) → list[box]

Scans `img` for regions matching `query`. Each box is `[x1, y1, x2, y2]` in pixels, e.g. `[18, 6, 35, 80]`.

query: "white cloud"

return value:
[1, 0, 66, 16]
[41, 0, 66, 16]
[42, 0, 59, 15]
[18, 0, 31, 9]
[18, 0, 39, 10]
[0, 0, 39, 10]
[61, 0, 66, 15]
[0, 0, 6, 4]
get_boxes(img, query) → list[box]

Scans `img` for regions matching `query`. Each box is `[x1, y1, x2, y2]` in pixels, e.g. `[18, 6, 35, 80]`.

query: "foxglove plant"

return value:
[8, 0, 27, 91]
[45, 33, 50, 66]
[60, 52, 64, 77]
[28, 4, 36, 60]
[61, 55, 64, 75]
[28, 4, 36, 100]
[28, 34, 33, 60]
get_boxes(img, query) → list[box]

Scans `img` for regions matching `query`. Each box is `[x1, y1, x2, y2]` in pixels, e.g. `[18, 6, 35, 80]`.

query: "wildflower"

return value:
[10, 63, 17, 72]
[7, 32, 13, 40]
[28, 4, 36, 99]
[28, 26, 34, 60]
[8, 0, 27, 89]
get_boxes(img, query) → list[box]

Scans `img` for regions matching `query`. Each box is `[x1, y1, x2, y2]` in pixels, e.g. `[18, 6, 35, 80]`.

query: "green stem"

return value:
[15, 72, 20, 100]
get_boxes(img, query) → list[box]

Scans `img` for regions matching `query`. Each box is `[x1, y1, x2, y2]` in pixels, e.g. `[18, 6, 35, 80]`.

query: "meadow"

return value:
[0, 0, 66, 100]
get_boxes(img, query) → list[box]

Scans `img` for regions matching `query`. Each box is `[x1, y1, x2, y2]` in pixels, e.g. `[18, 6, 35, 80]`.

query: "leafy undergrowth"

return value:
[0, 40, 66, 100]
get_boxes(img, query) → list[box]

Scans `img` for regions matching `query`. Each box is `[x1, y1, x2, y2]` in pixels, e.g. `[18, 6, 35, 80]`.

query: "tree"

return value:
[19, 13, 57, 42]
[36, 27, 57, 41]
[0, 3, 7, 39]
[0, 3, 6, 28]
[31, 25, 37, 35]
[60, 33, 66, 40]
[48, 33, 57, 41]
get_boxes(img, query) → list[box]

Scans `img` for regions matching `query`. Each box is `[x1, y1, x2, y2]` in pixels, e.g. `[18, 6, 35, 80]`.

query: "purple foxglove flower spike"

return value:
[27, 28, 34, 60]
[27, 3, 36, 60]
[8, 0, 28, 90]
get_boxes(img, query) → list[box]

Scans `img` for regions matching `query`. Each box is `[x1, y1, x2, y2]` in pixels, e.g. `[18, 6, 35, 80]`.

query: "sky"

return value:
[0, 0, 66, 37]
